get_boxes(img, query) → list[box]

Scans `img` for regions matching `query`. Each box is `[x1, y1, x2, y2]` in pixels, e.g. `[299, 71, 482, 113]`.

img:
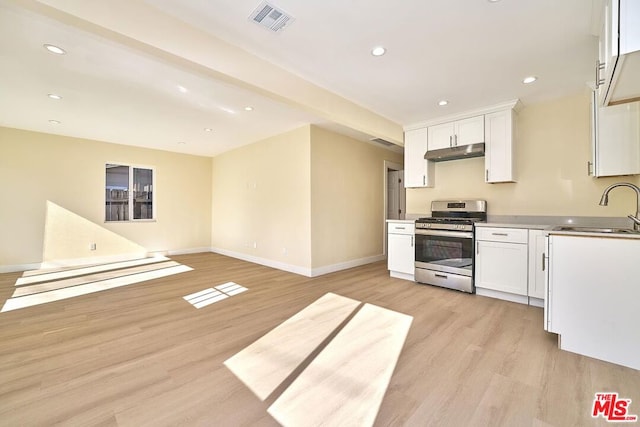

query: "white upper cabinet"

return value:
[427, 122, 454, 151]
[427, 116, 484, 151]
[596, 0, 640, 106]
[403, 128, 434, 188]
[485, 109, 516, 183]
[590, 91, 640, 177]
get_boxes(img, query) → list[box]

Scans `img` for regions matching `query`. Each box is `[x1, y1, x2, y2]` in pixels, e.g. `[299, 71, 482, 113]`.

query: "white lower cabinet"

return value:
[475, 226, 544, 305]
[546, 234, 640, 370]
[387, 222, 415, 280]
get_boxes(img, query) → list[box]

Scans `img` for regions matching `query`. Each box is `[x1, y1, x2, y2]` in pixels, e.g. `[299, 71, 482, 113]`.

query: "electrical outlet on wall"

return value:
[90, 243, 97, 251]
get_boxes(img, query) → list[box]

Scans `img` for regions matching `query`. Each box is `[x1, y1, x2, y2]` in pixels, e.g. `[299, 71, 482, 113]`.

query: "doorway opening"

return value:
[383, 161, 406, 255]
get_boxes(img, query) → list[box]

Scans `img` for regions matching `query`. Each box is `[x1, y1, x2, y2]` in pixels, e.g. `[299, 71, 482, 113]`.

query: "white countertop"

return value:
[386, 219, 415, 223]
[475, 222, 551, 230]
[545, 229, 640, 239]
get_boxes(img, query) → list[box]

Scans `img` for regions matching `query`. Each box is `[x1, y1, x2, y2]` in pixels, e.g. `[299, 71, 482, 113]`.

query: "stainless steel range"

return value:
[414, 200, 487, 293]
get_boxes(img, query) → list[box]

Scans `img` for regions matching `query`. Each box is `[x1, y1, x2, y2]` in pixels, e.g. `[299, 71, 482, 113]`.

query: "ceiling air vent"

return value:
[249, 1, 295, 33]
[370, 138, 395, 147]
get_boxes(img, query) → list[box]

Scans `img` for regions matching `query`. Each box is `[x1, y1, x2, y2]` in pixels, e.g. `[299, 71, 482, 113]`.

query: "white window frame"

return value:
[105, 163, 156, 222]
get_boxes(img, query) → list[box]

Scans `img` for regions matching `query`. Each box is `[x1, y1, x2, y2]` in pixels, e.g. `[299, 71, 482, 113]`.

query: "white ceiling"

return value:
[0, 0, 600, 156]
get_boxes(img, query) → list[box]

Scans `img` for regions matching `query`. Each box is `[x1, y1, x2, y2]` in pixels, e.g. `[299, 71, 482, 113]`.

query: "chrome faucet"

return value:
[599, 182, 640, 231]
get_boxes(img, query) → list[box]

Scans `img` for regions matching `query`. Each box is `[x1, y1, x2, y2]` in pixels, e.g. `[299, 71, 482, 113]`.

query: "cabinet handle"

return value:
[411, 236, 414, 247]
[587, 161, 592, 176]
[423, 175, 425, 186]
[542, 253, 546, 271]
[595, 60, 605, 89]
[476, 241, 479, 255]
[435, 273, 448, 279]
[454, 134, 458, 146]
[396, 226, 406, 230]
[449, 135, 453, 147]
[491, 232, 509, 236]
[485, 169, 489, 182]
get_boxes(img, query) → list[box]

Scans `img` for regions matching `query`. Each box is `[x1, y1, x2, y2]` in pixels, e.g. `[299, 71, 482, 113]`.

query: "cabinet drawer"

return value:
[475, 227, 528, 244]
[388, 222, 415, 235]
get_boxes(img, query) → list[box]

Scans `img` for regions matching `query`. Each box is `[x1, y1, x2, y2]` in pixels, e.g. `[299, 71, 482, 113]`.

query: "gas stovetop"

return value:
[415, 218, 481, 231]
[415, 217, 485, 224]
[415, 200, 487, 231]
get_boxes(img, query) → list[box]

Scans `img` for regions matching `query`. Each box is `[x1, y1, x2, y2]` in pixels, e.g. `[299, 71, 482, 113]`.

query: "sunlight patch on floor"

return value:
[225, 292, 413, 426]
[1, 257, 192, 312]
[183, 282, 248, 309]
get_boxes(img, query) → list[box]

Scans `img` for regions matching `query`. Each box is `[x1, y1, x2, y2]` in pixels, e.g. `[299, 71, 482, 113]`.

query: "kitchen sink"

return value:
[552, 226, 640, 234]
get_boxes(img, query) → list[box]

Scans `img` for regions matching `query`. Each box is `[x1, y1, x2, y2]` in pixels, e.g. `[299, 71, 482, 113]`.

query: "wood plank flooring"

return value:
[0, 252, 638, 426]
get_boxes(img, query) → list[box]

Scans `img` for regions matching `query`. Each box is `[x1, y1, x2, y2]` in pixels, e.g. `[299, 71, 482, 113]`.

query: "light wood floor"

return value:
[0, 253, 638, 426]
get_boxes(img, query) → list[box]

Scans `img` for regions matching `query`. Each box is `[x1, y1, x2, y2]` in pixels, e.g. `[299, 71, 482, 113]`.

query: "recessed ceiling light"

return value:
[244, 106, 254, 111]
[48, 119, 61, 124]
[371, 46, 386, 57]
[47, 93, 62, 100]
[523, 76, 538, 84]
[438, 100, 449, 106]
[43, 44, 66, 55]
[178, 141, 186, 145]
[488, 0, 502, 3]
[177, 85, 188, 93]
[204, 128, 213, 132]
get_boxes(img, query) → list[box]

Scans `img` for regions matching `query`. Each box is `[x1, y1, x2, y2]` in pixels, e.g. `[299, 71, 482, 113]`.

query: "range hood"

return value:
[424, 143, 485, 162]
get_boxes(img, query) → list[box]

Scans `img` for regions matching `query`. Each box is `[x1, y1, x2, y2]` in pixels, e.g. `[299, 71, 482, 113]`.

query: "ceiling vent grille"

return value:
[370, 138, 395, 147]
[249, 1, 294, 33]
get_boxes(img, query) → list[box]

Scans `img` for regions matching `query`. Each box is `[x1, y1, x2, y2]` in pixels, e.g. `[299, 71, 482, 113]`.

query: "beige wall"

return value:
[407, 91, 640, 216]
[0, 127, 212, 268]
[310, 126, 403, 268]
[210, 124, 403, 272]
[211, 126, 312, 269]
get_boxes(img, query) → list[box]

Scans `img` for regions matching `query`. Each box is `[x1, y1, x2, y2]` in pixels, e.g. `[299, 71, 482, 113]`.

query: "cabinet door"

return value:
[528, 230, 546, 299]
[427, 122, 454, 151]
[598, 0, 618, 104]
[404, 128, 434, 187]
[547, 235, 640, 369]
[475, 241, 528, 295]
[485, 110, 515, 183]
[592, 93, 640, 177]
[388, 233, 414, 275]
[455, 116, 484, 146]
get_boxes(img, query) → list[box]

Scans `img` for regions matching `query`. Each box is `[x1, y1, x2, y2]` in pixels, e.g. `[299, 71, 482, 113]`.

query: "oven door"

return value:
[415, 229, 474, 276]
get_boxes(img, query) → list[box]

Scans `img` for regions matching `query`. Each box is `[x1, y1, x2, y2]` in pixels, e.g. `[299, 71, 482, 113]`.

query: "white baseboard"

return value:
[475, 287, 529, 305]
[167, 247, 213, 256]
[210, 247, 313, 277]
[310, 255, 386, 277]
[0, 263, 42, 274]
[0, 247, 212, 274]
[528, 297, 544, 308]
[39, 252, 149, 270]
[390, 271, 415, 282]
[209, 248, 385, 278]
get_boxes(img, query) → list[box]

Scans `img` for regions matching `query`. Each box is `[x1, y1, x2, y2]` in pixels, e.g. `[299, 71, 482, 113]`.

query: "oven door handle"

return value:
[415, 229, 473, 239]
